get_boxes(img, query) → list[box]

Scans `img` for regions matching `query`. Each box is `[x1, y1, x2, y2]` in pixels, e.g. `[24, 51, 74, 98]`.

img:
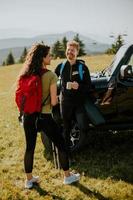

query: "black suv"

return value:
[42, 44, 133, 152]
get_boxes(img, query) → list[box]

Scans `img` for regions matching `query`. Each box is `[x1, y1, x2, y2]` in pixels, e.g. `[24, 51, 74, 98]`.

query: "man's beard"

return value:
[67, 54, 75, 60]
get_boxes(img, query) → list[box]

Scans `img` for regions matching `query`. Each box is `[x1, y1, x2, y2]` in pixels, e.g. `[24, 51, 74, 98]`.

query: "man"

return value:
[55, 40, 93, 153]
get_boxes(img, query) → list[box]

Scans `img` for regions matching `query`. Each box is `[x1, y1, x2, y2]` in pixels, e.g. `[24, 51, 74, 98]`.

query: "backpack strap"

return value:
[41, 69, 50, 107]
[60, 61, 83, 80]
[78, 63, 83, 81]
[18, 95, 26, 124]
[41, 94, 50, 107]
[60, 61, 66, 76]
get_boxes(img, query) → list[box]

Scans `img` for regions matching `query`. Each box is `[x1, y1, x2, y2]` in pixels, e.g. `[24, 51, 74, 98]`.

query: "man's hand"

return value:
[71, 81, 79, 90]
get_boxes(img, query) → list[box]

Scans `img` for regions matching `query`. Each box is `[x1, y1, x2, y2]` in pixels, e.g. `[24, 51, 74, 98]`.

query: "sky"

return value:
[0, 0, 132, 43]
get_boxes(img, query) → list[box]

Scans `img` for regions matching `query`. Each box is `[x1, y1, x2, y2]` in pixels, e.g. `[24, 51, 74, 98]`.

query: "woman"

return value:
[17, 43, 80, 189]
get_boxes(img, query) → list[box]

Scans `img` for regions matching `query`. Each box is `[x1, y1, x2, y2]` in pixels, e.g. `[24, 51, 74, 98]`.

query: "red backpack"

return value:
[15, 69, 48, 115]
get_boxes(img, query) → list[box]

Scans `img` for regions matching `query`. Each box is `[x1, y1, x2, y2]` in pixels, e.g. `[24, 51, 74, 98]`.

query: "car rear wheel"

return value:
[69, 122, 87, 152]
[41, 121, 87, 154]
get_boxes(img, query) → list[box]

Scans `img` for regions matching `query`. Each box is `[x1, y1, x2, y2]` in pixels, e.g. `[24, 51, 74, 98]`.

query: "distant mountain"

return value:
[0, 31, 110, 65]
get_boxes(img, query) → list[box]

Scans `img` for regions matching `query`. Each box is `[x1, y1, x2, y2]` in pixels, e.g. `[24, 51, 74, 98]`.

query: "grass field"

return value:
[1, 55, 133, 200]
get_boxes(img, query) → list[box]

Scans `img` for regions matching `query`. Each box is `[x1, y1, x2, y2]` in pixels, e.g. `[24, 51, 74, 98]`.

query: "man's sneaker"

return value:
[63, 173, 80, 185]
[25, 176, 40, 189]
[25, 180, 33, 189]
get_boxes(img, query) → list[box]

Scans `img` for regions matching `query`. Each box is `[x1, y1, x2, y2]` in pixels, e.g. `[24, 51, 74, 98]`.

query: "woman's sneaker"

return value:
[63, 173, 80, 185]
[25, 176, 40, 189]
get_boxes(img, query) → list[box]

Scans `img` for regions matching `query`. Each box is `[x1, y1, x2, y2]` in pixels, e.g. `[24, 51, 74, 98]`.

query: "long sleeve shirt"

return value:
[55, 60, 93, 105]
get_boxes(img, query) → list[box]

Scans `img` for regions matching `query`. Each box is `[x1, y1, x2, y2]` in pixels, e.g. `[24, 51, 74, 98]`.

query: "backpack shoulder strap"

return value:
[42, 94, 50, 107]
[78, 62, 83, 81]
[41, 69, 50, 107]
[60, 61, 66, 76]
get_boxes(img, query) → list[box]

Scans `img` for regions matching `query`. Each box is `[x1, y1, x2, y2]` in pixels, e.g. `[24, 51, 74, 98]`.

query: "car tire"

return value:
[69, 122, 87, 152]
[41, 121, 87, 154]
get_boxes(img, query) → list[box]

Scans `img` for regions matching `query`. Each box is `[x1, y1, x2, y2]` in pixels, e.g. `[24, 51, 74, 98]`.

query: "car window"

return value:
[102, 45, 130, 77]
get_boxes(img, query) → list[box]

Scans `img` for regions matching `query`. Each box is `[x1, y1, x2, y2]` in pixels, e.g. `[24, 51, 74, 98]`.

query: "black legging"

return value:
[23, 113, 69, 173]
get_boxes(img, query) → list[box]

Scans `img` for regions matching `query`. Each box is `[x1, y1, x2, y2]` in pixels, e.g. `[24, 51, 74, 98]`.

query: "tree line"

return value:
[2, 34, 125, 66]
[2, 47, 27, 66]
[51, 34, 86, 59]
[2, 34, 86, 66]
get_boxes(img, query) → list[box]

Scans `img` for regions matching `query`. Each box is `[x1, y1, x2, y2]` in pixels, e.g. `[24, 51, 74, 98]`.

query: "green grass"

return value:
[0, 55, 133, 200]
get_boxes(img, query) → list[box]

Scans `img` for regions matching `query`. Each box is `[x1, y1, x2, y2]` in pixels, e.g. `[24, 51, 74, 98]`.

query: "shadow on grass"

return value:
[73, 182, 112, 200]
[41, 130, 133, 184]
[33, 183, 64, 200]
[72, 131, 133, 184]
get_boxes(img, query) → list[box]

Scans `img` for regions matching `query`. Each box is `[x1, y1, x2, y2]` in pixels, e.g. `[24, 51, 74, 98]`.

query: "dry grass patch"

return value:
[1, 55, 133, 200]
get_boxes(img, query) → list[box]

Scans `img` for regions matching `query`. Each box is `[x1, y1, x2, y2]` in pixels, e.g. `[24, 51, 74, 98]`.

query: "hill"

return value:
[0, 31, 110, 65]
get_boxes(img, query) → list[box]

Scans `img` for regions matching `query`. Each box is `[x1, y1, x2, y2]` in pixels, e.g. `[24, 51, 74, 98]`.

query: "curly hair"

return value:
[19, 43, 50, 77]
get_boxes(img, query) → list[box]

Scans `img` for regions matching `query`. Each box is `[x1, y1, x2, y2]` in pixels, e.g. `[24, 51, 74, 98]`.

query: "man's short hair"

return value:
[67, 40, 80, 52]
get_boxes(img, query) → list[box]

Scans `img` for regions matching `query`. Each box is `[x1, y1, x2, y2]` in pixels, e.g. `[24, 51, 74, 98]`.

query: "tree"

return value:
[106, 34, 124, 54]
[51, 40, 64, 59]
[62, 36, 68, 53]
[6, 52, 15, 65]
[2, 61, 6, 66]
[19, 47, 27, 63]
[73, 34, 86, 56]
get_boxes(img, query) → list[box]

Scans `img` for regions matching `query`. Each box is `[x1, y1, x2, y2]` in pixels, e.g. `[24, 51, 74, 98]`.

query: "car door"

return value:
[91, 77, 117, 124]
[98, 84, 118, 123]
[115, 54, 133, 123]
